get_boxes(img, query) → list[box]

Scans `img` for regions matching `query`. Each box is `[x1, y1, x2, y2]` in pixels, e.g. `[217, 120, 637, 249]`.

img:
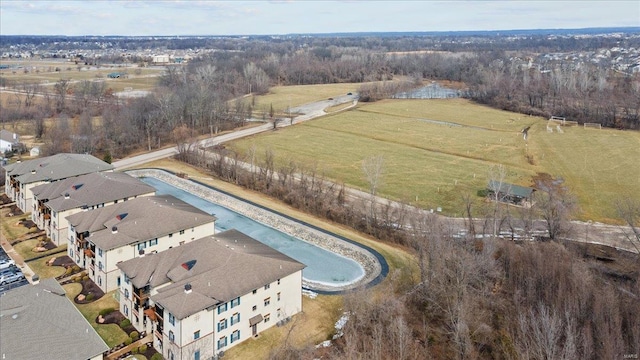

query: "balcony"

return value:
[133, 287, 150, 303]
[84, 248, 95, 258]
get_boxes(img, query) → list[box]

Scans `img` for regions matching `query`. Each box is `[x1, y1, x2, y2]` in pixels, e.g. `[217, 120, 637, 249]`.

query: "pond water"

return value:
[393, 83, 461, 99]
[142, 177, 366, 287]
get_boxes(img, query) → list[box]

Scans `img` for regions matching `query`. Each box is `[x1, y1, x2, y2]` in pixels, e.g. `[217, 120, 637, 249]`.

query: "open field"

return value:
[227, 98, 640, 222]
[249, 83, 361, 113]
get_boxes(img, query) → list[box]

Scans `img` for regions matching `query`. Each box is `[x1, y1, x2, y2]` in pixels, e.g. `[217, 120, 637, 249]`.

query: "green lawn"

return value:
[64, 284, 128, 348]
[228, 98, 640, 222]
[13, 239, 66, 261]
[28, 254, 67, 279]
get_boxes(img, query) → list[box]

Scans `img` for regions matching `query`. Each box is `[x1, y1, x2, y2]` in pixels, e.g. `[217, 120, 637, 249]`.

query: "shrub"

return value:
[139, 344, 147, 353]
[131, 347, 138, 354]
[64, 267, 73, 275]
[123, 337, 132, 346]
[72, 276, 81, 282]
[120, 318, 131, 328]
[86, 293, 94, 301]
[99, 307, 114, 316]
[82, 275, 89, 282]
[130, 330, 139, 339]
[72, 265, 80, 272]
[151, 353, 163, 360]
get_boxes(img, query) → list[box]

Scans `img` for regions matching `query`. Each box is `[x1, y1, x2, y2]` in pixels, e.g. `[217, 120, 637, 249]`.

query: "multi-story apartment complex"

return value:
[66, 195, 217, 292]
[117, 229, 305, 360]
[3, 153, 114, 213]
[31, 172, 156, 245]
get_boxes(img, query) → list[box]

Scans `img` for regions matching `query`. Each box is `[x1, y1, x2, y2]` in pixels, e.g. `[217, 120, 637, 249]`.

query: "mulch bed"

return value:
[7, 205, 23, 216]
[19, 219, 37, 229]
[50, 255, 75, 268]
[0, 194, 12, 205]
[98, 310, 137, 335]
[74, 278, 105, 304]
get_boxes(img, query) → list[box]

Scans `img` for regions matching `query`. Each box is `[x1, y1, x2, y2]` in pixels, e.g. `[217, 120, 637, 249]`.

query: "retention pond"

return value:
[129, 169, 386, 293]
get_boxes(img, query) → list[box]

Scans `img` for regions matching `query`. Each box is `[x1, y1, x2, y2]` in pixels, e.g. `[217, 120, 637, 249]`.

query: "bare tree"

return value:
[615, 196, 640, 254]
[533, 176, 577, 240]
[54, 79, 70, 113]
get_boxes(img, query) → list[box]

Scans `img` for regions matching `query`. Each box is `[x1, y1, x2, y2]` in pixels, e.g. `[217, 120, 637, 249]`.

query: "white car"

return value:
[0, 258, 16, 270]
[0, 272, 23, 285]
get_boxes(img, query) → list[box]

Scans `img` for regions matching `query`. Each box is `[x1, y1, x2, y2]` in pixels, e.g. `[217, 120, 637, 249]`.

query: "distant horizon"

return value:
[1, 1, 638, 37]
[2, 26, 640, 38]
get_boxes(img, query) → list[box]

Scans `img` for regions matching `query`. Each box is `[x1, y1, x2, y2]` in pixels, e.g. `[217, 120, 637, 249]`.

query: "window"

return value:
[264, 284, 270, 290]
[231, 297, 240, 308]
[277, 292, 281, 301]
[194, 330, 200, 340]
[264, 297, 270, 307]
[98, 261, 103, 271]
[217, 337, 227, 350]
[252, 289, 257, 294]
[98, 248, 103, 257]
[264, 313, 271, 323]
[137, 242, 147, 251]
[218, 319, 227, 332]
[124, 274, 130, 284]
[124, 305, 129, 316]
[117, 277, 121, 287]
[168, 350, 174, 360]
[124, 289, 129, 299]
[277, 279, 281, 285]
[69, 249, 74, 258]
[98, 276, 102, 286]
[230, 330, 240, 343]
[231, 313, 240, 326]
[168, 313, 175, 326]
[149, 238, 158, 246]
[252, 305, 257, 311]
[217, 303, 227, 314]
[179, 230, 185, 235]
[194, 350, 200, 360]
[169, 330, 175, 342]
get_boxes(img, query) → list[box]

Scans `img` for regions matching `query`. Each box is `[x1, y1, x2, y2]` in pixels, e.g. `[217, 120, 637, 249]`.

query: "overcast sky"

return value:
[1, 0, 639, 36]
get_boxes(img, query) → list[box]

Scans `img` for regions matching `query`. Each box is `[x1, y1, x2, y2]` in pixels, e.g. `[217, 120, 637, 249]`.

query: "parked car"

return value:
[0, 258, 16, 270]
[0, 266, 20, 276]
[0, 272, 23, 285]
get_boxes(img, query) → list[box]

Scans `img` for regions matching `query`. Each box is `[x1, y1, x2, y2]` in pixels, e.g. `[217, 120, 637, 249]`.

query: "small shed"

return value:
[487, 180, 535, 206]
[30, 147, 40, 157]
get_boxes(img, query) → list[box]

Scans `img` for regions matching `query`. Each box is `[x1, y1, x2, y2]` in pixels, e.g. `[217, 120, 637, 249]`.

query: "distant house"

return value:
[0, 278, 109, 360]
[487, 180, 535, 206]
[0, 129, 19, 154]
[117, 229, 305, 360]
[3, 153, 114, 213]
[107, 72, 127, 78]
[31, 172, 156, 246]
[152, 54, 170, 64]
[66, 195, 217, 292]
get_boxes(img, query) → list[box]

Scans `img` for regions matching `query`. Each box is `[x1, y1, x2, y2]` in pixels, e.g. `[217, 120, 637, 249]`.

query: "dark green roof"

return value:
[487, 180, 534, 198]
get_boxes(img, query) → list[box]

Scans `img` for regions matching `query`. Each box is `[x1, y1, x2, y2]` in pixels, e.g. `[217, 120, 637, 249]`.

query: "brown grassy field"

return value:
[227, 98, 640, 222]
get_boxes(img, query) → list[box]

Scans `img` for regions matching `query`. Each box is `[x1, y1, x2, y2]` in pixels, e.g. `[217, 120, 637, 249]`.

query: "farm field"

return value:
[228, 98, 640, 222]
[249, 83, 362, 113]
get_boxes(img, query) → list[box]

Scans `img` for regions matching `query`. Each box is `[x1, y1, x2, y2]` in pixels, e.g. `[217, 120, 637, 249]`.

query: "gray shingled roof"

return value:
[0, 279, 109, 360]
[0, 129, 19, 143]
[117, 229, 306, 320]
[3, 153, 114, 184]
[31, 172, 156, 212]
[66, 195, 216, 251]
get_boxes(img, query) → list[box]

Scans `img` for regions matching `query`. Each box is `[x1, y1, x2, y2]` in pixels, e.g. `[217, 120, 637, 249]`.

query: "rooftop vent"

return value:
[64, 193, 70, 199]
[184, 283, 192, 294]
[139, 249, 145, 257]
[81, 205, 88, 211]
[111, 226, 118, 234]
[31, 169, 36, 174]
